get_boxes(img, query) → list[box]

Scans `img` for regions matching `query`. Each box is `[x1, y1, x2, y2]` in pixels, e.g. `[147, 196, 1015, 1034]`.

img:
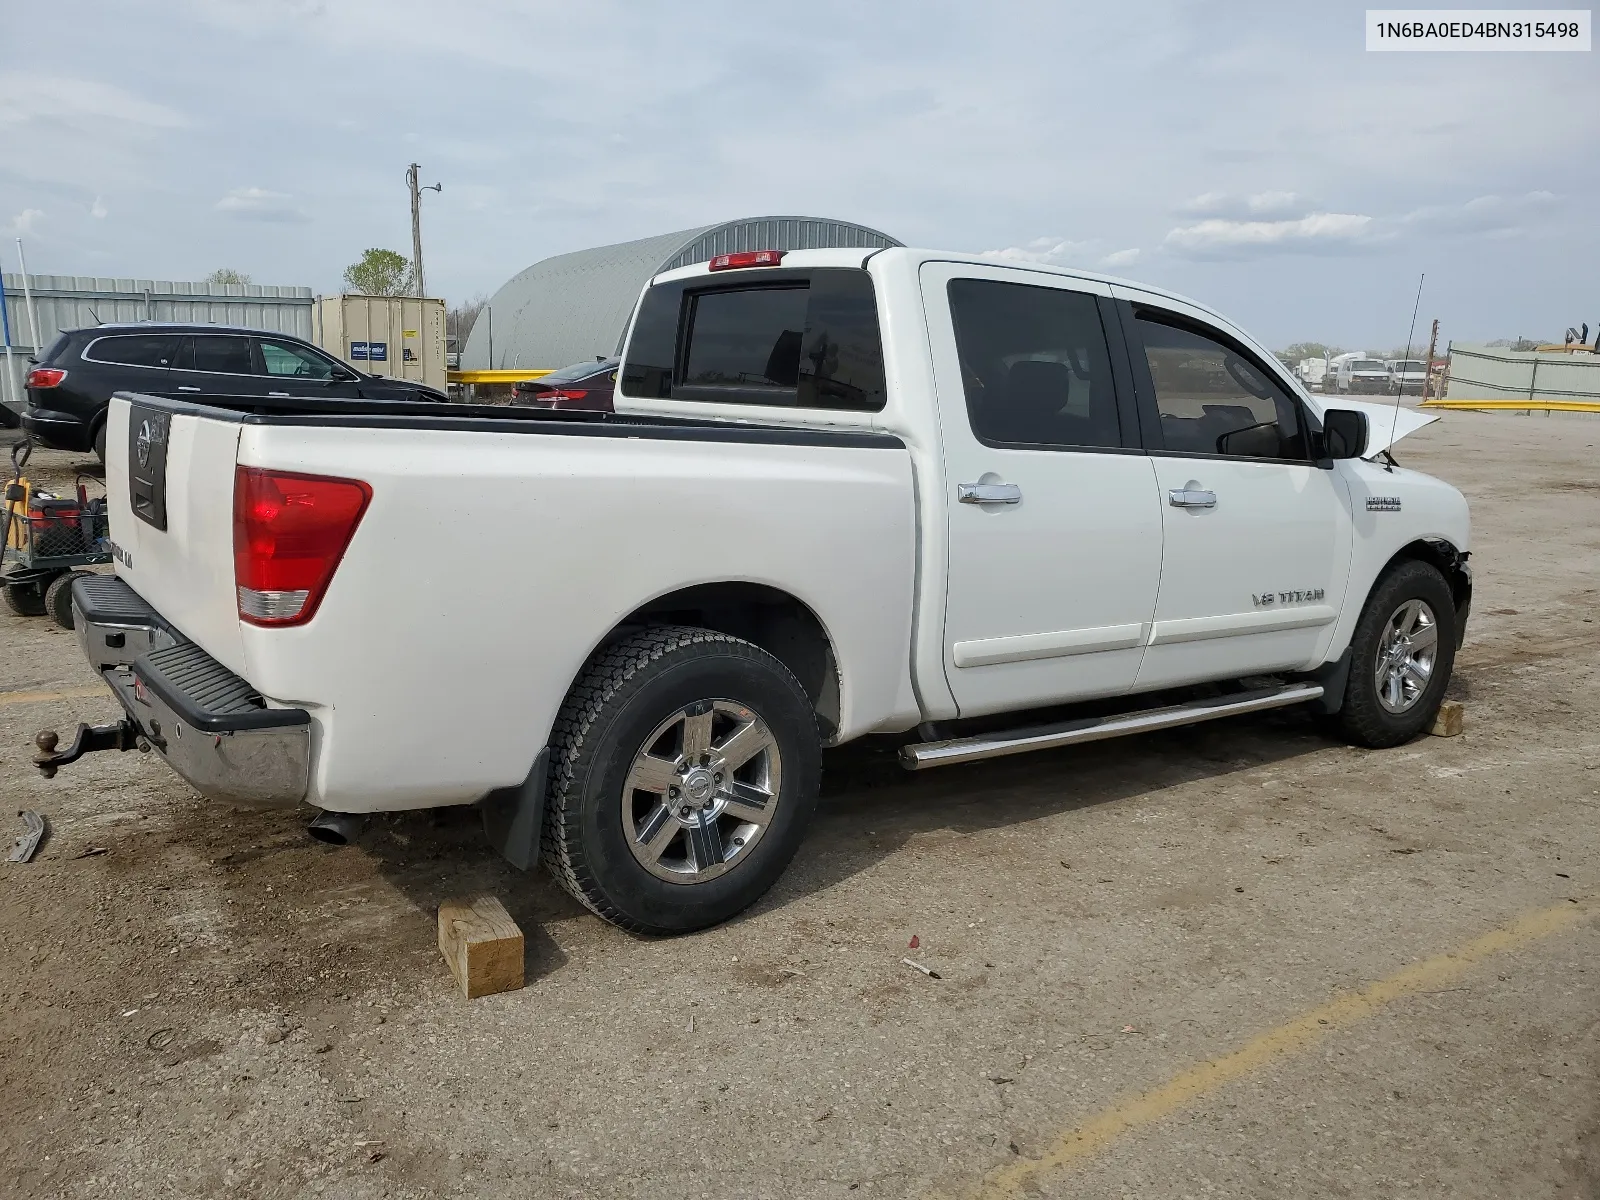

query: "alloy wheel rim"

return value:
[621, 699, 781, 884]
[1373, 598, 1439, 714]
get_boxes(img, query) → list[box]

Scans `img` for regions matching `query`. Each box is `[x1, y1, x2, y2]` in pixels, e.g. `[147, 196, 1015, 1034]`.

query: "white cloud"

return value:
[1099, 248, 1141, 267]
[1176, 191, 1313, 220]
[215, 187, 310, 223]
[7, 208, 44, 235]
[979, 236, 1099, 265]
[0, 73, 186, 128]
[1401, 190, 1557, 235]
[1164, 212, 1377, 259]
[90, 196, 108, 219]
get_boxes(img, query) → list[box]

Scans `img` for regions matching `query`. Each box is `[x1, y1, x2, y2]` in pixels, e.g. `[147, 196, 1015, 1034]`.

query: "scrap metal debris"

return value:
[8, 810, 46, 863]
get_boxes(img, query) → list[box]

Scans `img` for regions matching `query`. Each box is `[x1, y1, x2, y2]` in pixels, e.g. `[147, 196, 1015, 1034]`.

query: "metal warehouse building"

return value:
[462, 215, 901, 371]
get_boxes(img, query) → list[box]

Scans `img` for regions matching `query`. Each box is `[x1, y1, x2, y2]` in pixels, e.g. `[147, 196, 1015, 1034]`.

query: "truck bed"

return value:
[103, 391, 920, 811]
[118, 390, 905, 450]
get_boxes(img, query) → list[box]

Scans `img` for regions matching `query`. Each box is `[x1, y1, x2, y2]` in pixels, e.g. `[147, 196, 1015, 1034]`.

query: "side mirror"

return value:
[1322, 408, 1368, 459]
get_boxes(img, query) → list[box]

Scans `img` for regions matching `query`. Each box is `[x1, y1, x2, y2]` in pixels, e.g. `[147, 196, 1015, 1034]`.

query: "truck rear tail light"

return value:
[707, 250, 786, 271]
[26, 367, 66, 388]
[233, 467, 372, 626]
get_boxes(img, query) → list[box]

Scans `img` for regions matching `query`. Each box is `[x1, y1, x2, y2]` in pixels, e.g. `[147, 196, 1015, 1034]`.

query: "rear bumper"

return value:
[71, 575, 310, 807]
[21, 407, 93, 451]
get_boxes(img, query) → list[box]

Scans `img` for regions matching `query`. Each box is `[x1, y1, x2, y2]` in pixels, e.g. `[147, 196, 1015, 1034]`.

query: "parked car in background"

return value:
[21, 323, 449, 461]
[1386, 359, 1428, 395]
[1296, 357, 1328, 390]
[512, 357, 619, 411]
[1336, 357, 1392, 395]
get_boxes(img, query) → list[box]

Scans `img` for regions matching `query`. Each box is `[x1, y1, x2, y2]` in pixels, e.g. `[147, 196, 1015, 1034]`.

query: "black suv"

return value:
[21, 323, 448, 460]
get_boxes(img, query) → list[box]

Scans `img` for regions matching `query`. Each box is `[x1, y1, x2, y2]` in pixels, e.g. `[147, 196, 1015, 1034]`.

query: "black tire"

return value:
[541, 625, 821, 935]
[1337, 559, 1457, 748]
[3, 579, 47, 617]
[45, 571, 89, 629]
[93, 421, 107, 465]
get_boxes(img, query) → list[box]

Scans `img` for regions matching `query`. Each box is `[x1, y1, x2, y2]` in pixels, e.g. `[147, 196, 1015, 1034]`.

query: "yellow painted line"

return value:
[0, 684, 109, 708]
[972, 898, 1592, 1198]
[1420, 398, 1600, 412]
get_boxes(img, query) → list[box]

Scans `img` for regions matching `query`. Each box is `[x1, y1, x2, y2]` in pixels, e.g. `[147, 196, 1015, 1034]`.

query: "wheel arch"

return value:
[1304, 535, 1471, 713]
[1381, 537, 1472, 629]
[590, 581, 844, 741]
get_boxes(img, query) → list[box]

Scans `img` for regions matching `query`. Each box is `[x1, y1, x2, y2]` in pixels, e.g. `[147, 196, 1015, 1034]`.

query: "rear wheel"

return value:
[45, 570, 91, 629]
[93, 421, 107, 465]
[541, 625, 821, 935]
[1337, 559, 1457, 748]
[3, 579, 47, 617]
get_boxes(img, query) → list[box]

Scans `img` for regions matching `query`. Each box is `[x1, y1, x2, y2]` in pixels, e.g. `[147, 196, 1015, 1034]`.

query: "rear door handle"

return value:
[957, 482, 1022, 505]
[1168, 488, 1217, 509]
[177, 386, 201, 393]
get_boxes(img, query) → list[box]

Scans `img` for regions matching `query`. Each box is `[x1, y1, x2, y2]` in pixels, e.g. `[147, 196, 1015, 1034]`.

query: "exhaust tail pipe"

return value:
[307, 810, 366, 846]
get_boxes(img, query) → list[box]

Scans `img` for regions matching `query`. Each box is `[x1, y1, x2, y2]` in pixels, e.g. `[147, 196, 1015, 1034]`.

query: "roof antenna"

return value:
[1384, 272, 1425, 473]
[87, 306, 102, 325]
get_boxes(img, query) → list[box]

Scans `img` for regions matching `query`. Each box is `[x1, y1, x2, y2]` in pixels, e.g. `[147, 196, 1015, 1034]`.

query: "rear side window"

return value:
[178, 335, 254, 375]
[947, 279, 1122, 450]
[85, 335, 178, 368]
[258, 338, 334, 379]
[622, 269, 886, 411]
[1134, 315, 1309, 461]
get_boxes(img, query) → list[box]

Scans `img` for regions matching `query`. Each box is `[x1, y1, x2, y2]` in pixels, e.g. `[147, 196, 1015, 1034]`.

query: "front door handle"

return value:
[1168, 488, 1217, 509]
[177, 386, 201, 393]
[958, 482, 1022, 505]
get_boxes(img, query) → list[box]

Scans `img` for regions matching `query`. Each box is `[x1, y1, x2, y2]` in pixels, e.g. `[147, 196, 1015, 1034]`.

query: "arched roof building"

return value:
[462, 215, 900, 370]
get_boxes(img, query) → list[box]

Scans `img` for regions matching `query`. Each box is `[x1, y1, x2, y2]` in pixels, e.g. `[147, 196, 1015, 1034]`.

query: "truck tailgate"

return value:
[105, 397, 248, 675]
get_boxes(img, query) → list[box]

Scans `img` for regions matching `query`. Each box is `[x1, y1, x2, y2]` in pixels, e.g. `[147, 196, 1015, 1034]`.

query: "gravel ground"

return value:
[2, 411, 1598, 1199]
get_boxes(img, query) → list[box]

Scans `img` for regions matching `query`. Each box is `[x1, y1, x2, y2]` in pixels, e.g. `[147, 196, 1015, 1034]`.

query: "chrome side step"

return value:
[898, 683, 1325, 770]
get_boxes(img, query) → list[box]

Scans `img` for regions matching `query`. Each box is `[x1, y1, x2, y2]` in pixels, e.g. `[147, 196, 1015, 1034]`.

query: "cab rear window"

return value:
[622, 269, 886, 412]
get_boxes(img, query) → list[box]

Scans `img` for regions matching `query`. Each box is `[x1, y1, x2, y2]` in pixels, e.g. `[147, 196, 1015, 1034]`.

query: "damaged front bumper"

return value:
[35, 575, 311, 807]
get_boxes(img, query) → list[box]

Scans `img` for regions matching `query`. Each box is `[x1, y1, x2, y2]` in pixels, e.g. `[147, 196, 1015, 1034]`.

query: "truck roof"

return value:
[649, 246, 1222, 326]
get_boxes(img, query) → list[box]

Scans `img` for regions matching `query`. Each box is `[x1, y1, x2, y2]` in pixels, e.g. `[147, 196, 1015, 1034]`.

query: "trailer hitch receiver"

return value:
[33, 720, 146, 778]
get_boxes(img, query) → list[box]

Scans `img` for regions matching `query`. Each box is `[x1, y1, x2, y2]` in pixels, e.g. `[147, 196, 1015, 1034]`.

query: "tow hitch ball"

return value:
[33, 720, 148, 778]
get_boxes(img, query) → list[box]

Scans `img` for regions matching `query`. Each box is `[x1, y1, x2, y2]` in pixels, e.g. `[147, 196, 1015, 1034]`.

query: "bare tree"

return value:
[448, 295, 489, 350]
[204, 267, 252, 286]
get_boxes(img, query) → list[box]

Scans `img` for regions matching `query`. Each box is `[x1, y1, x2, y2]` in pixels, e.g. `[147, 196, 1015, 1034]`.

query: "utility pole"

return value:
[15, 239, 40, 357]
[0, 250, 16, 416]
[1421, 318, 1439, 402]
[405, 163, 441, 299]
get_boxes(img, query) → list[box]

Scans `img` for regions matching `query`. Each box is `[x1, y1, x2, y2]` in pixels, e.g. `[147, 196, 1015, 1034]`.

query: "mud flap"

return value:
[481, 748, 550, 872]
[1305, 649, 1353, 715]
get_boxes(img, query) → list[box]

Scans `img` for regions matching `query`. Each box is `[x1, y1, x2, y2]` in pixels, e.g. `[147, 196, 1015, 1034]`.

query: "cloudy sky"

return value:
[2, 0, 1594, 349]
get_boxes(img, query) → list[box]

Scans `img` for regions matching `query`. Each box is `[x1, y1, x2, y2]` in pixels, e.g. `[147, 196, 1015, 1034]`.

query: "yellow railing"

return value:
[447, 369, 553, 385]
[1420, 398, 1600, 413]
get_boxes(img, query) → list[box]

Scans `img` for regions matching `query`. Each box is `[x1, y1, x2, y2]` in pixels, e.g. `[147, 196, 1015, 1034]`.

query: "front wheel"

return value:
[1337, 560, 1457, 748]
[540, 626, 821, 935]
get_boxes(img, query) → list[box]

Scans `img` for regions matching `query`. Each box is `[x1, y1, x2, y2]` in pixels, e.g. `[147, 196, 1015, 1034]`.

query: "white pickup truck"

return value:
[37, 247, 1471, 934]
